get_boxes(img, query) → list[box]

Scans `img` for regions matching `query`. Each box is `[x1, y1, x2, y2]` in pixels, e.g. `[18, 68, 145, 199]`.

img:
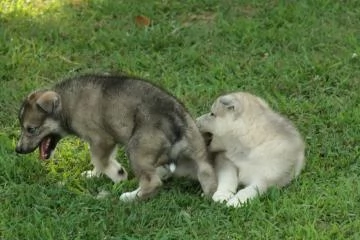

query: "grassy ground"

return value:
[1, 0, 359, 239]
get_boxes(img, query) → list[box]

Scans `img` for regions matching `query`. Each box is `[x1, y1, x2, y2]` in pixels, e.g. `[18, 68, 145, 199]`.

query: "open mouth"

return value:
[39, 134, 61, 160]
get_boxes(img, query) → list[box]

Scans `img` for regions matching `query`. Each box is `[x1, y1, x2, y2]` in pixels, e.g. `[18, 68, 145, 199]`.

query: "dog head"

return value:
[15, 90, 65, 160]
[196, 93, 243, 135]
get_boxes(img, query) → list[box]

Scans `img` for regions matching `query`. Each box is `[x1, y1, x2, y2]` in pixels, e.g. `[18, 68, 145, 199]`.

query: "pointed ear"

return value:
[219, 95, 235, 111]
[36, 91, 61, 114]
[27, 91, 38, 101]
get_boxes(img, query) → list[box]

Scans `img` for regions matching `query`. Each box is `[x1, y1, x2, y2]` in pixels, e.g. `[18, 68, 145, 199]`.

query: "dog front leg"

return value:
[227, 182, 268, 207]
[212, 153, 238, 203]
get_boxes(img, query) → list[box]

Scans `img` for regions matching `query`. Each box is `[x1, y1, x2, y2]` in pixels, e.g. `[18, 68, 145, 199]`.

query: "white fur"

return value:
[169, 163, 176, 173]
[81, 169, 101, 178]
[197, 92, 305, 207]
[211, 153, 237, 202]
[120, 188, 140, 202]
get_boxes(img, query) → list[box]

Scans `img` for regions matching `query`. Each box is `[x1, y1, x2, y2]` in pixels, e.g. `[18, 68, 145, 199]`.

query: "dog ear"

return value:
[27, 91, 39, 101]
[36, 91, 61, 114]
[219, 95, 235, 111]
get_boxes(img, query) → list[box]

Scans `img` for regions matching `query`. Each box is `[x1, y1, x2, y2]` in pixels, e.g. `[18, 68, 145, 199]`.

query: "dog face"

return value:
[16, 91, 64, 160]
[196, 93, 242, 136]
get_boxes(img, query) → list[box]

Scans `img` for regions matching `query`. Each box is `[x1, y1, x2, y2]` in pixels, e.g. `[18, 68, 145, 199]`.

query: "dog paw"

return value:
[212, 191, 234, 203]
[81, 169, 101, 178]
[119, 188, 140, 202]
[226, 196, 244, 208]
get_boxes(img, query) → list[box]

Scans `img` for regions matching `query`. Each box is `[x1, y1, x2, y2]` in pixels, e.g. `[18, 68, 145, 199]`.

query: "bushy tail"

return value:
[169, 138, 188, 161]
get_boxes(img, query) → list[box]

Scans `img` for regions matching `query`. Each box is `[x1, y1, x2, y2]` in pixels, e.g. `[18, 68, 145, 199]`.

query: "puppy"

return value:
[15, 74, 217, 201]
[196, 92, 305, 207]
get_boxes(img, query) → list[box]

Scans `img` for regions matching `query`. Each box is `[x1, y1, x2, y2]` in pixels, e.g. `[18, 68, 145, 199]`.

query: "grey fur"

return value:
[15, 74, 217, 200]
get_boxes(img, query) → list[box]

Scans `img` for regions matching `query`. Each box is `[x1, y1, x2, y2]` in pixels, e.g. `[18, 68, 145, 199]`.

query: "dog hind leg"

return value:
[120, 152, 163, 201]
[120, 132, 164, 201]
[184, 145, 217, 197]
[87, 143, 128, 183]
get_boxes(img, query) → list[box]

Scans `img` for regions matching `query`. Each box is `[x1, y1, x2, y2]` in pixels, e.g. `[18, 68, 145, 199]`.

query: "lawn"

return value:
[0, 0, 359, 239]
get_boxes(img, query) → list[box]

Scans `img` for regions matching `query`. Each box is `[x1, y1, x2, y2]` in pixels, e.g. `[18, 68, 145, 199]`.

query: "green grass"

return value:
[1, 0, 359, 239]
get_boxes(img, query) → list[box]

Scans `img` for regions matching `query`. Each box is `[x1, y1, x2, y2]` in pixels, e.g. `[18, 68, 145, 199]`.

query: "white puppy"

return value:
[196, 92, 305, 207]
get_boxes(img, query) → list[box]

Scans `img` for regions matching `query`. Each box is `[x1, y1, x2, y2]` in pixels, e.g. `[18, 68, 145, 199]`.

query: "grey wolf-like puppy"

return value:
[15, 74, 217, 201]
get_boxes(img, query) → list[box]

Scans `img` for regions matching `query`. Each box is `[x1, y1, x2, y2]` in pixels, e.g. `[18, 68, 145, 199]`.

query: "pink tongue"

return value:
[39, 137, 51, 160]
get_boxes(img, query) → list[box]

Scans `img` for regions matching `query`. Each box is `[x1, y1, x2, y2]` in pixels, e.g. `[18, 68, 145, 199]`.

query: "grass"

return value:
[0, 0, 359, 239]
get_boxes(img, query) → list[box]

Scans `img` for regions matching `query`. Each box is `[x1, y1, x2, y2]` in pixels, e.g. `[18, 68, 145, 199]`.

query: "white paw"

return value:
[212, 190, 234, 203]
[226, 196, 244, 208]
[81, 169, 101, 178]
[119, 188, 140, 202]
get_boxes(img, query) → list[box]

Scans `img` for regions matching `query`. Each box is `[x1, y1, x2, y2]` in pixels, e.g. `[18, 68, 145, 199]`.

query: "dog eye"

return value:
[210, 112, 216, 117]
[27, 127, 38, 135]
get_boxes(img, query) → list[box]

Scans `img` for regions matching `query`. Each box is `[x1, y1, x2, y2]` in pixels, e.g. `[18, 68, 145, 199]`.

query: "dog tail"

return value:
[169, 138, 188, 161]
[156, 139, 188, 174]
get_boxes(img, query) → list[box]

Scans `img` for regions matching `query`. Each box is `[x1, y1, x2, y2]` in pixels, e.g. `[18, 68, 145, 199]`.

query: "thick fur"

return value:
[196, 92, 305, 207]
[16, 74, 217, 201]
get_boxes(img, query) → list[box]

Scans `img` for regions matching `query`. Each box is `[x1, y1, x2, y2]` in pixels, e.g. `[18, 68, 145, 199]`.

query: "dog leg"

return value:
[119, 187, 140, 202]
[156, 165, 173, 180]
[120, 156, 163, 201]
[186, 146, 217, 197]
[155, 153, 173, 180]
[226, 182, 267, 207]
[87, 143, 128, 183]
[120, 167, 163, 202]
[212, 153, 238, 203]
[120, 133, 164, 201]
